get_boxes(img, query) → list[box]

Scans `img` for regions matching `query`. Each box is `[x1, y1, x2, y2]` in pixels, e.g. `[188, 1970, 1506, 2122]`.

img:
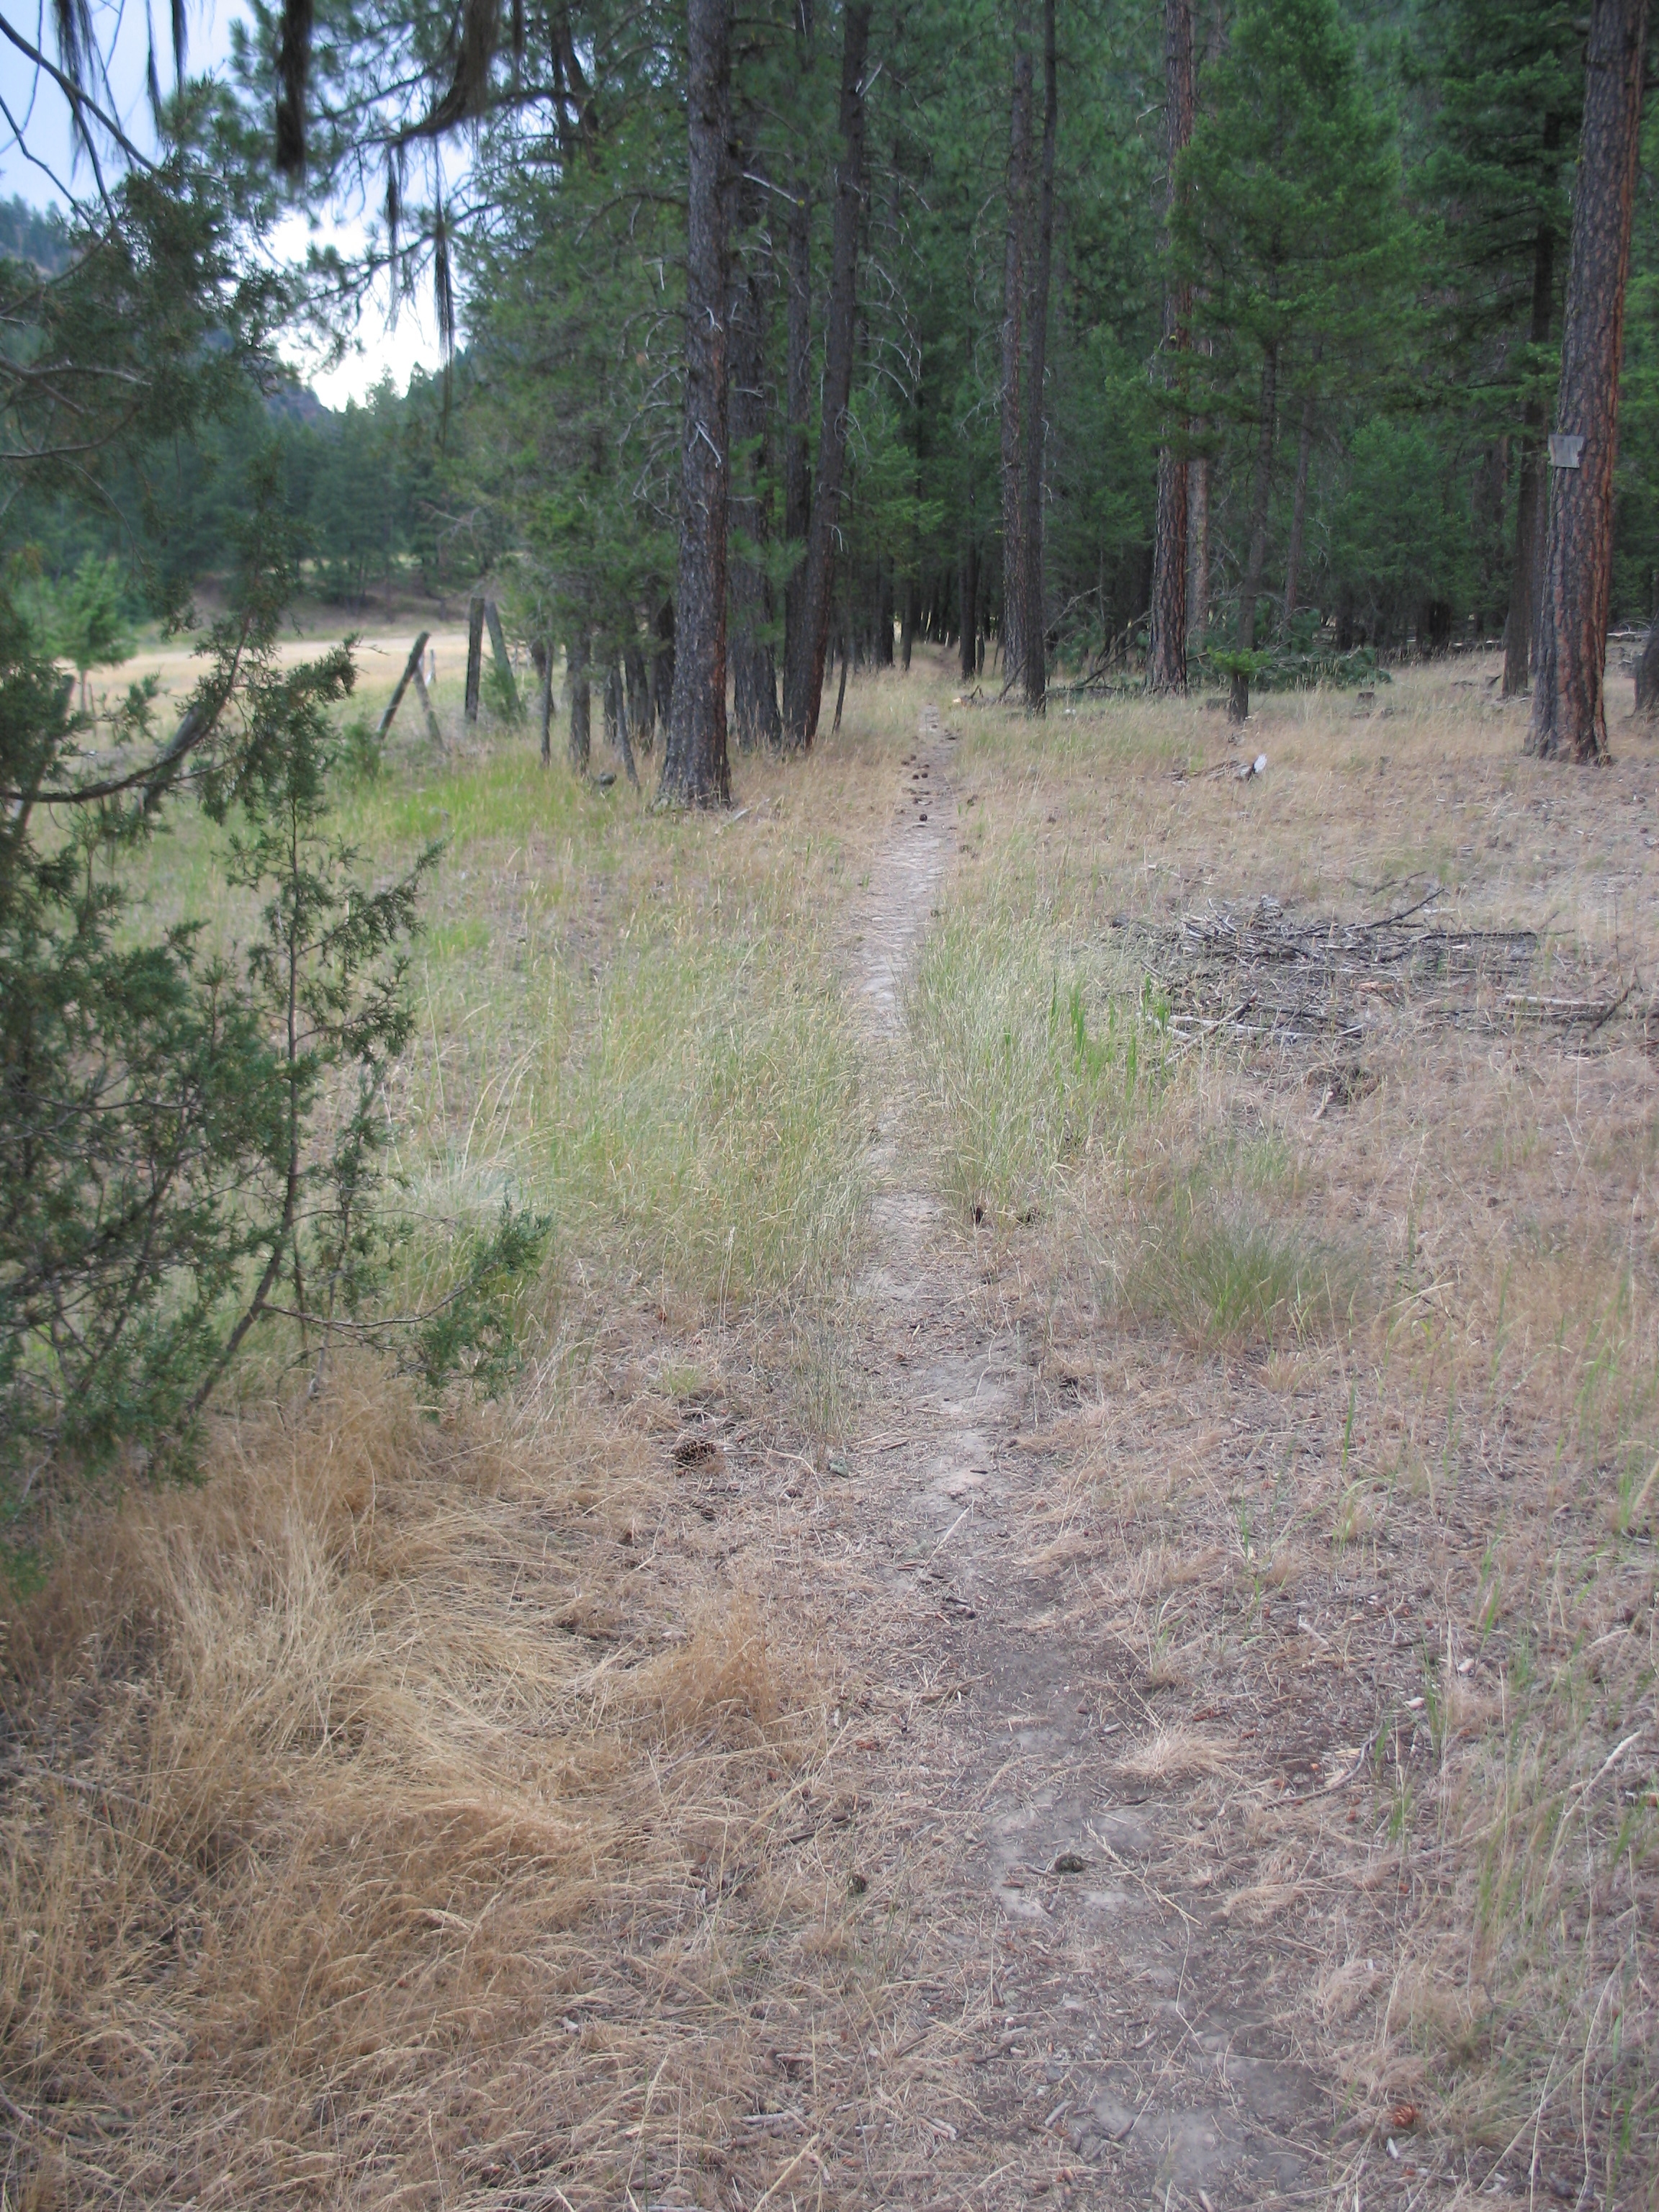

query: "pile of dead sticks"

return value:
[1115, 882, 1652, 1052]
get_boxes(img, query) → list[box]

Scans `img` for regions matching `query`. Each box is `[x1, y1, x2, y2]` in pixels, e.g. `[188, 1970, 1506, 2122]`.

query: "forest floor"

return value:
[2, 647, 1657, 2212]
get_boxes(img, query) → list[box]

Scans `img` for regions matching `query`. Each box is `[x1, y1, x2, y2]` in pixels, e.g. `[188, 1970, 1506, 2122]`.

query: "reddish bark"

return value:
[1529, 0, 1650, 763]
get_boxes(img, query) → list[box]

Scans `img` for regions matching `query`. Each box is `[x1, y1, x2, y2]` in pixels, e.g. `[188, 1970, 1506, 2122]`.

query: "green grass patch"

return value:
[550, 920, 868, 1307]
[905, 899, 1172, 1224]
[1116, 1186, 1367, 1348]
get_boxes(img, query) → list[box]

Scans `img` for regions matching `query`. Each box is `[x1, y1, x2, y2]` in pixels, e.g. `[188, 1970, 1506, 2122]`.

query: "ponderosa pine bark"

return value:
[660, 0, 732, 806]
[1529, 0, 1649, 763]
[1504, 189, 1557, 696]
[1017, 0, 1058, 710]
[781, 1, 871, 752]
[999, 12, 1034, 696]
[1148, 0, 1195, 693]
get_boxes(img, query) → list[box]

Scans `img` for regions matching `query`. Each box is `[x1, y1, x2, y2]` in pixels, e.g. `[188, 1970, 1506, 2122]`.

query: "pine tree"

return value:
[780, 1, 873, 753]
[1175, 0, 1408, 719]
[1147, 0, 1195, 696]
[660, 0, 734, 806]
[1421, 0, 1582, 694]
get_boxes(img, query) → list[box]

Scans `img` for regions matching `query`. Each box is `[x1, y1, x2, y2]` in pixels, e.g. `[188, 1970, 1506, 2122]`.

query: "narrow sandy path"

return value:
[834, 704, 1333, 2208]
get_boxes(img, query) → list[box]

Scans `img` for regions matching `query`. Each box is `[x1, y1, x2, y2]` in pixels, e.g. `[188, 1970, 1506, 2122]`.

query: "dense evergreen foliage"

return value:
[9, 1, 1659, 674]
[0, 130, 542, 1536]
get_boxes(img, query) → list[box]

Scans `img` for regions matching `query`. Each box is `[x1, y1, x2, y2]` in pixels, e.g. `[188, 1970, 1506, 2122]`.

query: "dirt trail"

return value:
[837, 703, 1333, 2207]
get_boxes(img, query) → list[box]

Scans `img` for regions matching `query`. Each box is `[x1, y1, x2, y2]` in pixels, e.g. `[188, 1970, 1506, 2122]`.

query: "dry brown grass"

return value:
[915, 652, 1659, 2203]
[6, 650, 1659, 2208]
[0, 1375, 857, 2205]
[0, 673, 940, 2211]
[1, 1317, 1029, 2210]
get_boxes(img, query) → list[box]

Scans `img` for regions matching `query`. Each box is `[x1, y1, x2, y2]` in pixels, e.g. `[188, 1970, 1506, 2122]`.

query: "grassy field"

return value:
[906, 660, 1659, 2201]
[1, 642, 1656, 2208]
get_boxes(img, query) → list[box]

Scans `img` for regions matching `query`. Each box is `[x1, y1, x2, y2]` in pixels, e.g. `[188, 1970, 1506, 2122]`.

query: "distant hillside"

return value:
[265, 380, 333, 430]
[0, 194, 73, 275]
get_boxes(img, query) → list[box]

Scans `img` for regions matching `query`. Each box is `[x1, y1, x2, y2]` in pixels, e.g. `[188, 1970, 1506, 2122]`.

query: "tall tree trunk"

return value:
[531, 639, 554, 765]
[901, 578, 919, 670]
[660, 0, 733, 806]
[1187, 440, 1210, 642]
[781, 178, 812, 732]
[781, 3, 814, 725]
[729, 140, 783, 752]
[568, 625, 591, 775]
[1505, 199, 1558, 696]
[649, 597, 674, 736]
[781, 1, 872, 752]
[1282, 363, 1319, 636]
[1017, 0, 1058, 710]
[1230, 338, 1278, 722]
[624, 640, 652, 752]
[1184, 4, 1224, 654]
[876, 557, 894, 666]
[1147, 0, 1195, 694]
[1529, 0, 1649, 763]
[959, 530, 979, 683]
[999, 11, 1034, 697]
[606, 662, 639, 786]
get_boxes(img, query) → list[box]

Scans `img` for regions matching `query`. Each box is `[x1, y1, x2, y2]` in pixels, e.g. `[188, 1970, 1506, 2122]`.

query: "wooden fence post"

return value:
[464, 595, 485, 724]
[483, 600, 523, 720]
[377, 630, 431, 742]
[410, 660, 444, 747]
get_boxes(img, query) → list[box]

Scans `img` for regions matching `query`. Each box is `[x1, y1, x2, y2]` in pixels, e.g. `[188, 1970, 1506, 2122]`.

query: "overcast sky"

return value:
[0, 0, 447, 405]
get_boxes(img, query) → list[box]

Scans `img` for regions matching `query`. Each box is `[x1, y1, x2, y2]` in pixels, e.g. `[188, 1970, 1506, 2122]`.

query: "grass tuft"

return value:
[904, 894, 1170, 1224]
[1117, 1188, 1369, 1347]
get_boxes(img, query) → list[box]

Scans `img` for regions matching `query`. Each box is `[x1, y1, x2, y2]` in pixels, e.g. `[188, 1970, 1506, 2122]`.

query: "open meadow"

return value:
[2, 644, 1657, 2211]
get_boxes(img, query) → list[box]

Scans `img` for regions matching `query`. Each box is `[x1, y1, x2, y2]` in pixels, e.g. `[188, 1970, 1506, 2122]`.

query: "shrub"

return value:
[0, 482, 540, 1552]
